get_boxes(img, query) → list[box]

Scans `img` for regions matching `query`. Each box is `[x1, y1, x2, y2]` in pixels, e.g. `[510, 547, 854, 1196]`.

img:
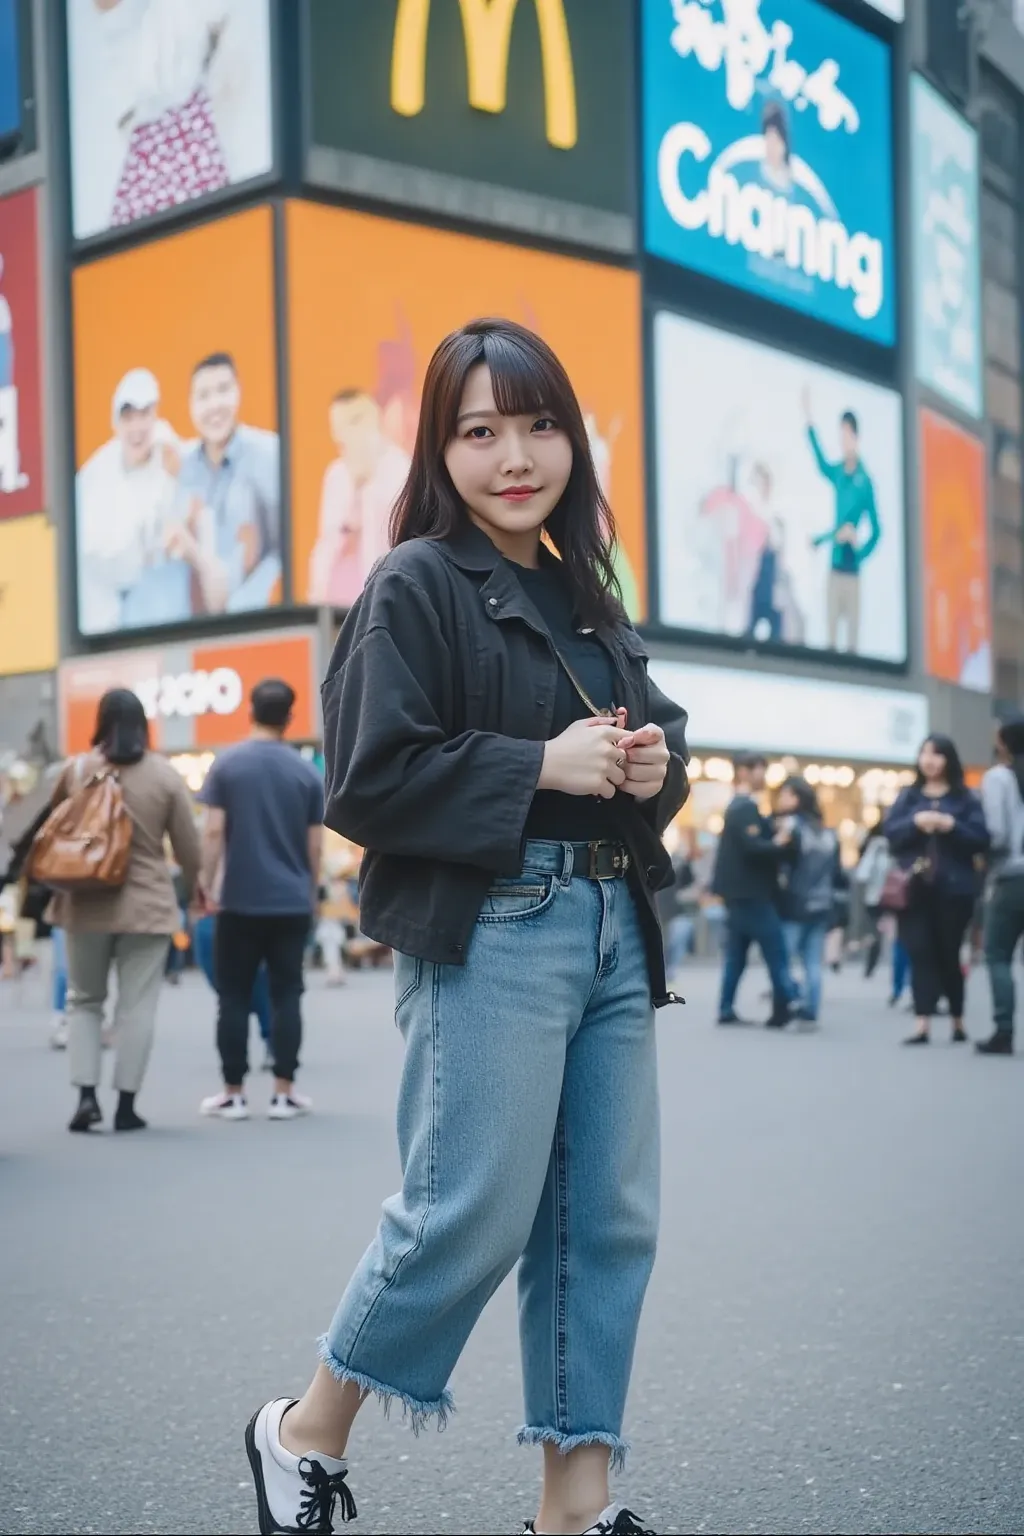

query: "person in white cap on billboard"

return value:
[75, 366, 181, 634]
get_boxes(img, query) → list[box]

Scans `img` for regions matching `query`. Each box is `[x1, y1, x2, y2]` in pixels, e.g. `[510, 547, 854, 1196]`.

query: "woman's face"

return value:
[764, 124, 787, 171]
[777, 785, 798, 815]
[918, 740, 948, 781]
[444, 363, 573, 557]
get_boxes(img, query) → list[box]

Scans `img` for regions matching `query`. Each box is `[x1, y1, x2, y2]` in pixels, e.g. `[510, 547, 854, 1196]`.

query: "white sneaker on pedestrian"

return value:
[523, 1506, 655, 1535]
[268, 1091, 312, 1120]
[245, 1397, 356, 1534]
[49, 1014, 68, 1050]
[200, 1091, 249, 1120]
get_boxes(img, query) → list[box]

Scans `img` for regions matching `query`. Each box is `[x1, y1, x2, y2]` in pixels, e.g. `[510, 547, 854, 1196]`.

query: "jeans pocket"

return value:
[477, 874, 558, 923]
[394, 954, 422, 1013]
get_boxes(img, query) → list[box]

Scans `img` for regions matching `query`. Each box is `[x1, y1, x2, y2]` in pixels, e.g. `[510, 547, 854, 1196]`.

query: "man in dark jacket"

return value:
[712, 752, 797, 1026]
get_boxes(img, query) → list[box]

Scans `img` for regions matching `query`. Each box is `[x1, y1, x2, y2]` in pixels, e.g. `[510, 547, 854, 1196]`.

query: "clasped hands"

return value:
[913, 809, 954, 835]
[538, 710, 669, 802]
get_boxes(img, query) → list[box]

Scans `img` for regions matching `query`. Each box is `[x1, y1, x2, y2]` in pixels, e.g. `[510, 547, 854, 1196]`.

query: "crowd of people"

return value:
[658, 723, 1024, 1053]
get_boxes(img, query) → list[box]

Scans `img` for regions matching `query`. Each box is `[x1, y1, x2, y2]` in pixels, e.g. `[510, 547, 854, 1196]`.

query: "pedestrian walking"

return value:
[197, 678, 324, 1122]
[884, 735, 989, 1046]
[855, 825, 891, 979]
[241, 319, 688, 1536]
[775, 776, 840, 1025]
[50, 688, 200, 1132]
[977, 716, 1024, 1055]
[712, 752, 796, 1027]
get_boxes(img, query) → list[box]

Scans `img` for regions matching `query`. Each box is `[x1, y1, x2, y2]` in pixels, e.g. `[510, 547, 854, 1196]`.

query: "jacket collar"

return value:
[435, 520, 506, 573]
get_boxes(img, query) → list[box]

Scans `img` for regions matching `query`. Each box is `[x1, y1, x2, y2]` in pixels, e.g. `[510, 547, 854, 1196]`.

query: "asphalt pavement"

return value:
[2, 946, 1023, 1536]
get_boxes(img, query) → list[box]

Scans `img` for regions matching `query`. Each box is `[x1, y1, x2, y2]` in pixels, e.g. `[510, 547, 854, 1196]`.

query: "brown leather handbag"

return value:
[27, 756, 133, 893]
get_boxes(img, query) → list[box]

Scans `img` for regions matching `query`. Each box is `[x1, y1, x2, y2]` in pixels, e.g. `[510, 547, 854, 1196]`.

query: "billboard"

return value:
[305, 0, 634, 252]
[66, 0, 274, 243]
[0, 0, 20, 147]
[911, 75, 982, 420]
[58, 629, 319, 755]
[653, 310, 906, 663]
[0, 512, 56, 673]
[71, 206, 281, 638]
[0, 187, 42, 520]
[286, 200, 646, 616]
[642, 0, 895, 345]
[920, 409, 990, 692]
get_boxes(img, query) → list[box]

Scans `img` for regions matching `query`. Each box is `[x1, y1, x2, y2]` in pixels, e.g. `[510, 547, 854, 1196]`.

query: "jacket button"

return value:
[451, 942, 464, 954]
[646, 865, 659, 882]
[488, 597, 498, 606]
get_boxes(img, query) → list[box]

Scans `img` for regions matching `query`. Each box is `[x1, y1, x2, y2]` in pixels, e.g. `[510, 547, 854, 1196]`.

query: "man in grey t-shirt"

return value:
[197, 679, 324, 1118]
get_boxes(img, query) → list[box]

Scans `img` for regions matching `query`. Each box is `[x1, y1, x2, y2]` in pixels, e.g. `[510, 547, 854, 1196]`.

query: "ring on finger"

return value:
[616, 753, 626, 768]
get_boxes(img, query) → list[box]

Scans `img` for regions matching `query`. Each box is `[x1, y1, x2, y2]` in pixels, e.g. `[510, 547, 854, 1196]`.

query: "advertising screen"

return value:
[58, 629, 319, 754]
[642, 0, 895, 345]
[653, 310, 906, 663]
[66, 0, 274, 242]
[911, 75, 982, 419]
[0, 187, 42, 520]
[72, 206, 281, 638]
[305, 0, 634, 253]
[286, 201, 646, 617]
[0, 0, 20, 146]
[0, 512, 56, 673]
[920, 408, 990, 692]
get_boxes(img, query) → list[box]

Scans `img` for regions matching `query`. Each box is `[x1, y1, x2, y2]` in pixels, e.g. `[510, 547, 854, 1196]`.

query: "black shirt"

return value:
[711, 792, 782, 903]
[513, 562, 622, 842]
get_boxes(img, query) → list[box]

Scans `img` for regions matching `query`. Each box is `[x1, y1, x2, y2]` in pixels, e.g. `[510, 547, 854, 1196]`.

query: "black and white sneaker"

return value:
[522, 1505, 655, 1535]
[245, 1398, 357, 1533]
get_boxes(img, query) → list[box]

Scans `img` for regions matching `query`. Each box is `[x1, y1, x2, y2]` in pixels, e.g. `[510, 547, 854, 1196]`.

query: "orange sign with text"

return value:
[58, 630, 319, 755]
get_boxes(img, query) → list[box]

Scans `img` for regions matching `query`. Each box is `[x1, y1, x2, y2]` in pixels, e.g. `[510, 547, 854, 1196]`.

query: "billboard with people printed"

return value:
[652, 310, 906, 664]
[71, 206, 281, 637]
[286, 200, 646, 618]
[65, 0, 274, 243]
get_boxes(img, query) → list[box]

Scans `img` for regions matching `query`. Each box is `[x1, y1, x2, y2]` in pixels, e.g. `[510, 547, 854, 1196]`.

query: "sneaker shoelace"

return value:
[594, 1512, 656, 1536]
[296, 1457, 358, 1531]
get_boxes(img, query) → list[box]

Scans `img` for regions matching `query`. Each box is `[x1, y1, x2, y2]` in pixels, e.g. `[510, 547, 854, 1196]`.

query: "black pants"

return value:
[215, 912, 310, 1085]
[898, 887, 973, 1019]
[984, 875, 1024, 1038]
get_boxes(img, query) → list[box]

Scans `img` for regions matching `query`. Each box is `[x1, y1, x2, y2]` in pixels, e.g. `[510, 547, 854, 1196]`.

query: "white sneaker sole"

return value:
[201, 1101, 250, 1121]
[267, 1103, 310, 1120]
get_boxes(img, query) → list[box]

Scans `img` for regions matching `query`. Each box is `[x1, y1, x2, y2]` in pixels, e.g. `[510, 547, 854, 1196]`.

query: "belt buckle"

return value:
[587, 841, 626, 880]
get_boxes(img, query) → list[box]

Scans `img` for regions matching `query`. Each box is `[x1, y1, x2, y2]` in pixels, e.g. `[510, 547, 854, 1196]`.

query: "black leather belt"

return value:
[569, 840, 631, 880]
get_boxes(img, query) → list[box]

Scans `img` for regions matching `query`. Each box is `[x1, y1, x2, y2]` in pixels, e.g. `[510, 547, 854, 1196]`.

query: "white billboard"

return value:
[653, 310, 906, 664]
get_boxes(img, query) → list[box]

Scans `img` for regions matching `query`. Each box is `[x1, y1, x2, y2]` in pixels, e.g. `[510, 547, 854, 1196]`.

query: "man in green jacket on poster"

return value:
[803, 387, 881, 654]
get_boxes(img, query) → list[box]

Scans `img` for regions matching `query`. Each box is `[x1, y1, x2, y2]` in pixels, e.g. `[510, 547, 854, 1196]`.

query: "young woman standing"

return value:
[884, 735, 989, 1046]
[243, 320, 689, 1536]
[774, 775, 840, 1025]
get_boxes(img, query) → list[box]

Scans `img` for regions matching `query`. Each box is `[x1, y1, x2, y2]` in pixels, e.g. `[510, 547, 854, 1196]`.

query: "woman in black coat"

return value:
[883, 734, 989, 1045]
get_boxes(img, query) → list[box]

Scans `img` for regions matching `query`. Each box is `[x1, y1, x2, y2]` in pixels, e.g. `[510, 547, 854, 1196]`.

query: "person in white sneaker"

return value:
[241, 323, 682, 1535]
[197, 679, 324, 1121]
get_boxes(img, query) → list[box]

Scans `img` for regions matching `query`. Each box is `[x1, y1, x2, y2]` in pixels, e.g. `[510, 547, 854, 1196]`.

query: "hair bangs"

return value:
[479, 328, 559, 422]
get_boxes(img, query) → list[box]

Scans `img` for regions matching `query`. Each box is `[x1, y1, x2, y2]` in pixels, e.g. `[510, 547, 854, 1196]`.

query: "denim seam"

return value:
[554, 1097, 570, 1428]
[332, 965, 441, 1394]
[475, 880, 559, 924]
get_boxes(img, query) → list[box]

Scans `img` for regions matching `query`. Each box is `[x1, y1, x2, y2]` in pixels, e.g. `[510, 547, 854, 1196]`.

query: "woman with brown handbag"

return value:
[48, 689, 200, 1132]
[883, 735, 989, 1046]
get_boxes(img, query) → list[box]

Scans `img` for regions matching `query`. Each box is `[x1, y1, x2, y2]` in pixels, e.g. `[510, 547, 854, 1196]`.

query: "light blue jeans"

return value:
[320, 840, 659, 1468]
[783, 919, 828, 1020]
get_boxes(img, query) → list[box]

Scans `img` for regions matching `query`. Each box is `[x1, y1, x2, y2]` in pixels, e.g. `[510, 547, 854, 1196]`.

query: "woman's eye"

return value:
[467, 425, 493, 440]
[532, 417, 558, 433]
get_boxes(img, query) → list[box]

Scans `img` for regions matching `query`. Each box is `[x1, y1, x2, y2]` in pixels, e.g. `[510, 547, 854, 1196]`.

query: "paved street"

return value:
[2, 948, 1023, 1536]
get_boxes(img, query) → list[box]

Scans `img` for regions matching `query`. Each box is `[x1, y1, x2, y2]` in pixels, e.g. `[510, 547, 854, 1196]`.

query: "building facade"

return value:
[3, 0, 1023, 849]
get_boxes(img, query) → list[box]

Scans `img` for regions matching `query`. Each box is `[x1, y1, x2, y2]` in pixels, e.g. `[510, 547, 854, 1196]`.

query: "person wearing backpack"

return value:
[978, 717, 1024, 1055]
[775, 776, 840, 1025]
[46, 689, 200, 1132]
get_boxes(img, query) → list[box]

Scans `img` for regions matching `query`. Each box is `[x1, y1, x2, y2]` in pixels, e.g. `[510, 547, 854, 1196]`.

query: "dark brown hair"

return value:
[92, 688, 150, 766]
[389, 317, 623, 627]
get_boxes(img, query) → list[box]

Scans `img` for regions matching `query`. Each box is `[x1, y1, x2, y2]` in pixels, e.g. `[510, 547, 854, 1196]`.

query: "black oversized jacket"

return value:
[321, 524, 690, 1005]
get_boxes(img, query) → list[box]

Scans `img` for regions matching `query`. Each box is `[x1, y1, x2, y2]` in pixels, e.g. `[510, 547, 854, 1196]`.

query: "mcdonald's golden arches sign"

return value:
[304, 0, 635, 253]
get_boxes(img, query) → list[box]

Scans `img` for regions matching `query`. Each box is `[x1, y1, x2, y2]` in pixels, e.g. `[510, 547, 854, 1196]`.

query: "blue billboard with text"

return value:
[642, 0, 895, 345]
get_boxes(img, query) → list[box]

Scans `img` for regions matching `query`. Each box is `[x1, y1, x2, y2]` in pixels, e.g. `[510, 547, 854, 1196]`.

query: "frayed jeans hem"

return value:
[517, 1425, 629, 1473]
[316, 1335, 454, 1434]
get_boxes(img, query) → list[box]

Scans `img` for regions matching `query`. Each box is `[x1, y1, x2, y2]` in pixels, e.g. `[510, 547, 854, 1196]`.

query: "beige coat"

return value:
[50, 751, 201, 935]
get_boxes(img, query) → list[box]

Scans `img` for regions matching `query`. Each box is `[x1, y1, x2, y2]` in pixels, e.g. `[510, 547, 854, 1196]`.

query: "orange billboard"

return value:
[58, 630, 319, 756]
[0, 513, 57, 674]
[286, 200, 646, 617]
[920, 409, 990, 693]
[71, 206, 281, 638]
